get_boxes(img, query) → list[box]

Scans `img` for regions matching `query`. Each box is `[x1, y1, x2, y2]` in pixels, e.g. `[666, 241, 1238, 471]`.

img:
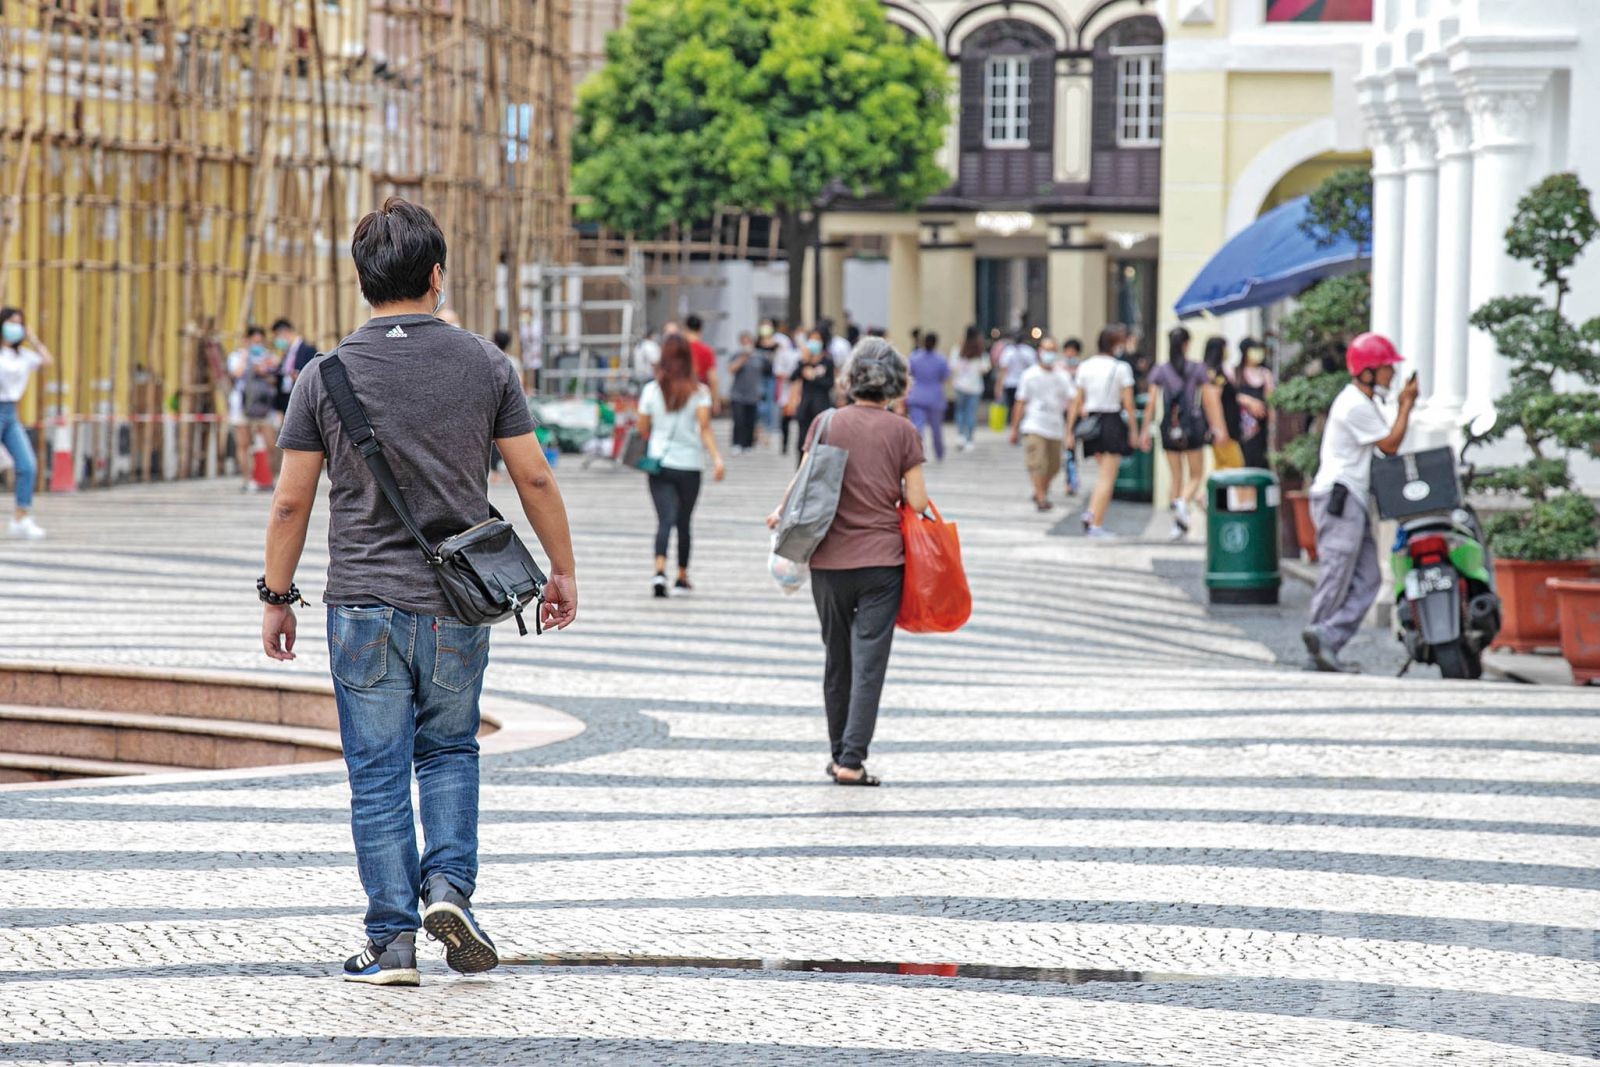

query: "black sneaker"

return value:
[674, 576, 693, 593]
[652, 573, 668, 598]
[422, 873, 500, 974]
[343, 931, 420, 986]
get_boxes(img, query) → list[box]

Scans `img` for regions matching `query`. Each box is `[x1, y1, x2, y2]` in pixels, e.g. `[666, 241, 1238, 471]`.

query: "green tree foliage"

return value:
[573, 0, 952, 325]
[1467, 172, 1600, 560]
[1299, 166, 1373, 249]
[1270, 171, 1372, 481]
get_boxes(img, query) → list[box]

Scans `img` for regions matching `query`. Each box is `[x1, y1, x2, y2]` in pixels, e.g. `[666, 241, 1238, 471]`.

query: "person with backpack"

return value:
[639, 334, 725, 596]
[1148, 327, 1209, 540]
[263, 196, 579, 987]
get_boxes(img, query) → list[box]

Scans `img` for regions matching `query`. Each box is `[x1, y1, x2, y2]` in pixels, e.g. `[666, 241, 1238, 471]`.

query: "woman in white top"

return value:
[0, 306, 52, 539]
[948, 325, 990, 451]
[1065, 325, 1151, 539]
[637, 334, 725, 597]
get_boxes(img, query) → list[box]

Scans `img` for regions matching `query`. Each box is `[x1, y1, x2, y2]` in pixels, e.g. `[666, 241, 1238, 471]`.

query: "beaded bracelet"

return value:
[257, 576, 308, 607]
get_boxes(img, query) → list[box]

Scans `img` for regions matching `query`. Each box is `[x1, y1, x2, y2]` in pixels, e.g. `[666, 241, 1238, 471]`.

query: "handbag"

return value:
[896, 501, 971, 633]
[618, 426, 658, 473]
[772, 408, 849, 563]
[319, 354, 547, 636]
[1074, 413, 1104, 443]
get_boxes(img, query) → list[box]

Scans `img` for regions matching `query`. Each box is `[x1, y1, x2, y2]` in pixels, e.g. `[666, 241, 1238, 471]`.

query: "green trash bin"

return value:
[1206, 468, 1281, 605]
[1112, 394, 1153, 502]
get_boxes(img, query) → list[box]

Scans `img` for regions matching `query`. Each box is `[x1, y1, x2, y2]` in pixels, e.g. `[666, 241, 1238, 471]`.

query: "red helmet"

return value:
[1346, 333, 1403, 378]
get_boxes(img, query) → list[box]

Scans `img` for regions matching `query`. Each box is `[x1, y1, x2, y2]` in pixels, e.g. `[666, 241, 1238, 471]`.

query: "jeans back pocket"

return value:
[432, 618, 490, 693]
[329, 605, 393, 689]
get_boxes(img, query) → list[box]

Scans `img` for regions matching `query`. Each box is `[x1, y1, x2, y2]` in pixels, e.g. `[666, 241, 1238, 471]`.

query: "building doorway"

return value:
[977, 256, 1047, 336]
[1110, 257, 1158, 365]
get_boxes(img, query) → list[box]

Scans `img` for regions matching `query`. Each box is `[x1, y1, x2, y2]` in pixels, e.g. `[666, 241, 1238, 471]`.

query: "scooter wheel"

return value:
[1433, 639, 1482, 681]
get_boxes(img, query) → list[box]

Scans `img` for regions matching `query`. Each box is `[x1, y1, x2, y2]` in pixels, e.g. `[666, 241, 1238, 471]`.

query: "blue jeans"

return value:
[758, 397, 776, 433]
[0, 402, 36, 509]
[327, 604, 489, 945]
[954, 393, 981, 443]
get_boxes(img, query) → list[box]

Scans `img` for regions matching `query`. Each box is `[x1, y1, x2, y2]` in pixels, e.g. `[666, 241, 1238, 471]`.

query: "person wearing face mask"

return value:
[0, 307, 51, 539]
[1009, 337, 1076, 511]
[1200, 337, 1245, 471]
[1236, 337, 1275, 470]
[270, 318, 317, 418]
[1302, 333, 1419, 673]
[228, 325, 278, 492]
[1056, 339, 1084, 496]
[787, 327, 836, 469]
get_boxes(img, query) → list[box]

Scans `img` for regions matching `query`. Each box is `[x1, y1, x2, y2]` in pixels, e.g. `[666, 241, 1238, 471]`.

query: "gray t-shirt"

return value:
[278, 314, 535, 616]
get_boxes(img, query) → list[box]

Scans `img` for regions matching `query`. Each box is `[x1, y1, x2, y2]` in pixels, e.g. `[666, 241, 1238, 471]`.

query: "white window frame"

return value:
[983, 55, 1031, 149]
[1113, 46, 1162, 148]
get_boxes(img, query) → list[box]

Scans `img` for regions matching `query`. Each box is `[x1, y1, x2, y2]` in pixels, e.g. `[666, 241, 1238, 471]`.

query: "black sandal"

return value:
[831, 766, 881, 787]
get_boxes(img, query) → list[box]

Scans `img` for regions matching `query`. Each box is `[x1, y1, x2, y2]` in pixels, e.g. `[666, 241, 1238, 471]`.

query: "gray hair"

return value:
[842, 338, 908, 402]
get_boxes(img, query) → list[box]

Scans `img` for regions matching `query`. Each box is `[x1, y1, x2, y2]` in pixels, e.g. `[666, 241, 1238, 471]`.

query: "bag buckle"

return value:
[353, 430, 382, 458]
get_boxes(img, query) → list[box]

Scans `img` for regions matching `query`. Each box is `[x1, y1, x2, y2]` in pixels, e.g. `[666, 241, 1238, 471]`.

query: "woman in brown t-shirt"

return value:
[767, 339, 929, 786]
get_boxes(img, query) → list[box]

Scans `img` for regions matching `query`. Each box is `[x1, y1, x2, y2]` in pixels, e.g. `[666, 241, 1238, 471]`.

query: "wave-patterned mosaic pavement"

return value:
[1, 436, 1597, 1065]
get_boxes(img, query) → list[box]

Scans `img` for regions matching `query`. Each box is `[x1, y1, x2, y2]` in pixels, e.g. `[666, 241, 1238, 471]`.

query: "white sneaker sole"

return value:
[343, 967, 421, 986]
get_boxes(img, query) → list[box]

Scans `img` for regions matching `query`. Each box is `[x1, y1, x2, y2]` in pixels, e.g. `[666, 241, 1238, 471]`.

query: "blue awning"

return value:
[1174, 195, 1370, 319]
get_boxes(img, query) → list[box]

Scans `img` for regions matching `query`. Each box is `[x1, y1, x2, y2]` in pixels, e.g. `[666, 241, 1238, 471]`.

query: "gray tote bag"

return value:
[773, 409, 849, 563]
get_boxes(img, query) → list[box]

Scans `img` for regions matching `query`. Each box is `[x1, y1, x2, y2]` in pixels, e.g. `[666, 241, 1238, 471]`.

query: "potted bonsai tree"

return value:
[1270, 168, 1371, 560]
[1467, 172, 1600, 660]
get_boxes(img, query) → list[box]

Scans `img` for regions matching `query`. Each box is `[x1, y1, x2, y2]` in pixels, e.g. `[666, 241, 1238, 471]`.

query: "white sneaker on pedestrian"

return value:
[8, 516, 45, 540]
[1169, 521, 1187, 542]
[1080, 511, 1093, 533]
[1173, 498, 1191, 529]
[1086, 526, 1118, 540]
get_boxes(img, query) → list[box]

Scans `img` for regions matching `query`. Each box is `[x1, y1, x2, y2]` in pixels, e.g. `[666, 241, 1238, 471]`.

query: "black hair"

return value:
[245, 324, 265, 338]
[1202, 336, 1227, 371]
[0, 306, 22, 326]
[1168, 326, 1191, 367]
[492, 329, 513, 352]
[684, 314, 703, 332]
[270, 318, 294, 333]
[1062, 337, 1082, 353]
[350, 196, 447, 307]
[922, 331, 939, 352]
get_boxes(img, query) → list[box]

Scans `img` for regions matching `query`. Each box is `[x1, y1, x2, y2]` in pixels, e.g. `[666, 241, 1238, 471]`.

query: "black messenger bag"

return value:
[320, 354, 547, 636]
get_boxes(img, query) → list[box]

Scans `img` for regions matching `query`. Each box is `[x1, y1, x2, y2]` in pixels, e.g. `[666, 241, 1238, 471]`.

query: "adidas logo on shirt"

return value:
[385, 325, 407, 339]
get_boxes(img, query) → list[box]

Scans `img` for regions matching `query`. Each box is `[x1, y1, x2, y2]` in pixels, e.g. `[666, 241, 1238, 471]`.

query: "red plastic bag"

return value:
[896, 501, 972, 633]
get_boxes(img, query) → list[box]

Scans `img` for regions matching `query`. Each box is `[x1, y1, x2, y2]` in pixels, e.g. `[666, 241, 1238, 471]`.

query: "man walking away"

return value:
[1302, 333, 1417, 673]
[261, 196, 579, 986]
[684, 314, 723, 414]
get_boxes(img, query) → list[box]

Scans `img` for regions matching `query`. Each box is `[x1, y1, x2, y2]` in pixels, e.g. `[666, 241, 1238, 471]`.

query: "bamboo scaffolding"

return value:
[0, 0, 574, 485]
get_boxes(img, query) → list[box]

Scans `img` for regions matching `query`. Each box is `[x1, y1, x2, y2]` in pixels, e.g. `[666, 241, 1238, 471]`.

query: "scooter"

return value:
[1390, 419, 1502, 680]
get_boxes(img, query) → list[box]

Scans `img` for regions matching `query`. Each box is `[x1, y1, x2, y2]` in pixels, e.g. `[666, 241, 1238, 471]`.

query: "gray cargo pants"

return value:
[1308, 489, 1382, 655]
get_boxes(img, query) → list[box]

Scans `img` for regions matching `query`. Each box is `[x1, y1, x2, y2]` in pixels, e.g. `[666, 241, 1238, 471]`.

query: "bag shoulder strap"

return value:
[319, 353, 438, 564]
[815, 406, 837, 447]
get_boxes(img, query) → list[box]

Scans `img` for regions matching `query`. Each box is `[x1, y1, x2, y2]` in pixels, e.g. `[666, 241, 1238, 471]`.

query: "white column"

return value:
[1393, 105, 1438, 403]
[1458, 70, 1547, 420]
[1359, 80, 1406, 343]
[1421, 74, 1472, 427]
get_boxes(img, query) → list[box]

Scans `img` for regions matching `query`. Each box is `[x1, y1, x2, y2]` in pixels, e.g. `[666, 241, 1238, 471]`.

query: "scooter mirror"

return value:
[1466, 409, 1497, 439]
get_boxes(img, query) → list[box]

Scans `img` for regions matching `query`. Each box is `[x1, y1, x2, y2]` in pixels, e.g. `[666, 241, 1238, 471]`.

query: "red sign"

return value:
[1266, 0, 1373, 20]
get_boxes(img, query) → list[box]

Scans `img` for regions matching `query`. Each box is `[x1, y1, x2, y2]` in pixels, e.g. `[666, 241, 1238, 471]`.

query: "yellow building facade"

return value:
[1157, 0, 1372, 349]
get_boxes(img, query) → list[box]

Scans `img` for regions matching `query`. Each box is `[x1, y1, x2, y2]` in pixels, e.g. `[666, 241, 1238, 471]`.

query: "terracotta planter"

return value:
[1549, 579, 1600, 685]
[1285, 490, 1318, 563]
[1492, 559, 1600, 654]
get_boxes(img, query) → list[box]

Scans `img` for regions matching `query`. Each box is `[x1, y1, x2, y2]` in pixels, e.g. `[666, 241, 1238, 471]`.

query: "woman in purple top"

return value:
[905, 332, 950, 461]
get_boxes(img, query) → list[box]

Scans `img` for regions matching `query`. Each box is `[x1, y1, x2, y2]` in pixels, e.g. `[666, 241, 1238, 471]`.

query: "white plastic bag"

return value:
[769, 537, 809, 595]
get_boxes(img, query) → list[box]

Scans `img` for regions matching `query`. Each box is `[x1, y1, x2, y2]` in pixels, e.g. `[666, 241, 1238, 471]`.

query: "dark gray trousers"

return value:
[810, 565, 904, 769]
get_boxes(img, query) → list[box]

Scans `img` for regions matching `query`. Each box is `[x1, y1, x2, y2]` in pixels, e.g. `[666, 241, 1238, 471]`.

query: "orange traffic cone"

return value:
[251, 433, 274, 491]
[48, 419, 76, 494]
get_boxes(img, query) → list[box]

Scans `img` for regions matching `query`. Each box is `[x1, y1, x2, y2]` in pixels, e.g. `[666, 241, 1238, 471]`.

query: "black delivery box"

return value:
[1370, 447, 1461, 520]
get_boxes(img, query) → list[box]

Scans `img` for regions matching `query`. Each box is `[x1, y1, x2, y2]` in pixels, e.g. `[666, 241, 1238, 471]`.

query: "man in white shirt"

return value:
[633, 328, 662, 387]
[1009, 346, 1076, 511]
[1303, 332, 1419, 673]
